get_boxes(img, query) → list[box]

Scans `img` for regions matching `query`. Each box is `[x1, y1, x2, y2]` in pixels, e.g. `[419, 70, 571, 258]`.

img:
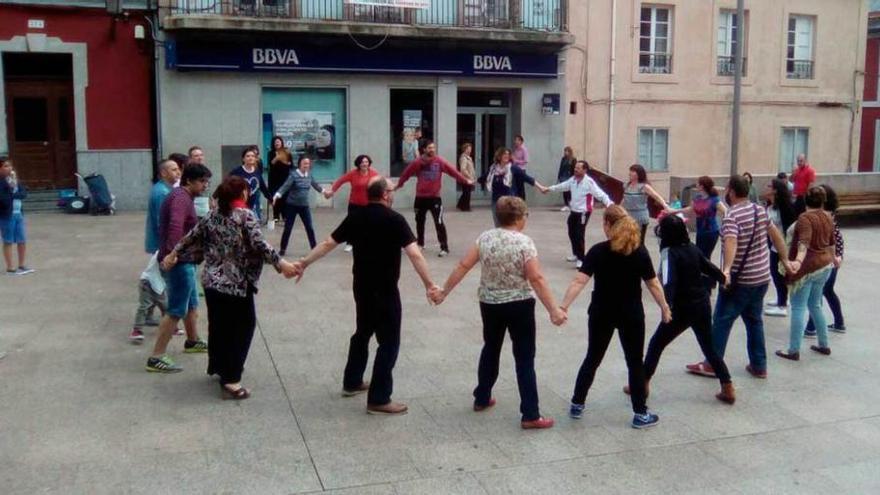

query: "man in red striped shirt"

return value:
[686, 175, 791, 380]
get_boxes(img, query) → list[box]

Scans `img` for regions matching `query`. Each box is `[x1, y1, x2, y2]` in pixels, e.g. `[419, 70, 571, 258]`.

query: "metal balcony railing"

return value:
[638, 52, 672, 74]
[167, 0, 568, 32]
[786, 59, 814, 80]
[716, 55, 747, 77]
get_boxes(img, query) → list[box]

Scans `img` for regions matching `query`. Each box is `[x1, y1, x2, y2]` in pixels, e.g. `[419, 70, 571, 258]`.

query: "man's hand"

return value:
[291, 260, 306, 282]
[721, 269, 732, 288]
[787, 260, 801, 274]
[161, 251, 178, 271]
[661, 304, 673, 324]
[278, 259, 299, 279]
[323, 190, 333, 199]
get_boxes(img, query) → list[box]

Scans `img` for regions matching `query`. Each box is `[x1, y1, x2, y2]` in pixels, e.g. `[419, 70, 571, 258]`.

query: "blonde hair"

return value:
[604, 205, 641, 255]
[496, 196, 528, 226]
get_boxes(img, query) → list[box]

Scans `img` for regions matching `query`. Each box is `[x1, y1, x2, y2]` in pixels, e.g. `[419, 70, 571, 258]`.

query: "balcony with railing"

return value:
[638, 52, 672, 74]
[161, 0, 571, 43]
[716, 56, 747, 77]
[786, 59, 814, 80]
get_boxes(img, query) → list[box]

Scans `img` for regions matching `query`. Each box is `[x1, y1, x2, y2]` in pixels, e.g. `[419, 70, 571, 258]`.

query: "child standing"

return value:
[130, 253, 167, 343]
[0, 157, 33, 275]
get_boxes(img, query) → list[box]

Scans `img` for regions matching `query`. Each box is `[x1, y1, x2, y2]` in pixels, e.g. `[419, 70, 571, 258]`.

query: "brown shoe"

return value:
[716, 382, 736, 405]
[775, 350, 800, 361]
[810, 345, 831, 356]
[745, 364, 767, 379]
[622, 380, 650, 398]
[366, 401, 408, 415]
[342, 381, 370, 397]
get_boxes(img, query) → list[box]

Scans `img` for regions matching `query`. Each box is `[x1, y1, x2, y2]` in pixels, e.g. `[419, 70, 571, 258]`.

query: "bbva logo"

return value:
[253, 48, 300, 66]
[473, 55, 512, 71]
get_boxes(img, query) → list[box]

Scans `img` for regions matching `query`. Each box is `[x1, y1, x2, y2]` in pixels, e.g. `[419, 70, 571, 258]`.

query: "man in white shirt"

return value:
[545, 161, 614, 268]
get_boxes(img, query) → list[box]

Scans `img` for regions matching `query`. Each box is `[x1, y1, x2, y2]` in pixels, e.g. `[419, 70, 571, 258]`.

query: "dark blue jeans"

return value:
[476, 299, 540, 421]
[345, 285, 402, 406]
[806, 267, 844, 330]
[769, 250, 788, 307]
[280, 204, 317, 253]
[712, 283, 769, 373]
[695, 230, 719, 260]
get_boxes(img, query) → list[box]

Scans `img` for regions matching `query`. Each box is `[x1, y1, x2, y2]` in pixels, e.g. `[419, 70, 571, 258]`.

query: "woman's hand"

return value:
[323, 190, 333, 199]
[550, 307, 568, 326]
[161, 251, 178, 271]
[660, 304, 672, 324]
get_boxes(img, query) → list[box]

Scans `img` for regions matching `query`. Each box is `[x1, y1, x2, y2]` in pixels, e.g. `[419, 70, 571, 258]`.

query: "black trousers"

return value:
[280, 204, 317, 253]
[639, 223, 648, 247]
[769, 250, 788, 307]
[345, 285, 402, 406]
[566, 211, 590, 261]
[414, 196, 448, 251]
[563, 191, 571, 207]
[457, 185, 472, 211]
[644, 300, 732, 385]
[204, 288, 256, 385]
[572, 310, 648, 414]
[794, 196, 806, 216]
[475, 299, 540, 421]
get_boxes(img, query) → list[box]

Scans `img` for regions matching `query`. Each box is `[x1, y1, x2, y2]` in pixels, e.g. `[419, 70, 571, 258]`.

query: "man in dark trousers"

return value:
[293, 177, 440, 415]
[395, 141, 474, 257]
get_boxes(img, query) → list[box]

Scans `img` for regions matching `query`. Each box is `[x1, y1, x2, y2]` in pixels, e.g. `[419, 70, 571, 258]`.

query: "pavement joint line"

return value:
[256, 315, 327, 491]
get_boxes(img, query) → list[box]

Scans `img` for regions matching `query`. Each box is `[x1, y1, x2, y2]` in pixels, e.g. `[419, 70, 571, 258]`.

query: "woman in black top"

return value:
[637, 215, 735, 405]
[557, 146, 576, 210]
[559, 205, 672, 429]
[267, 136, 293, 222]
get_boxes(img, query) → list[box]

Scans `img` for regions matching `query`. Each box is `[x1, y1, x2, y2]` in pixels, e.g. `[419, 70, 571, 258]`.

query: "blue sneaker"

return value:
[632, 412, 659, 429]
[569, 402, 585, 419]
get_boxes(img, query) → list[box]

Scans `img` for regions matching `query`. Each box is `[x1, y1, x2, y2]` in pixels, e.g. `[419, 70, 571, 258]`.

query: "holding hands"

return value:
[278, 259, 301, 279]
[161, 251, 178, 271]
[551, 306, 567, 326]
[427, 285, 445, 305]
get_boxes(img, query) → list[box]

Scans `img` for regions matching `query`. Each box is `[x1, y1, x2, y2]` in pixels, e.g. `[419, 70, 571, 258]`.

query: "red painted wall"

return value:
[864, 37, 879, 102]
[0, 5, 153, 149]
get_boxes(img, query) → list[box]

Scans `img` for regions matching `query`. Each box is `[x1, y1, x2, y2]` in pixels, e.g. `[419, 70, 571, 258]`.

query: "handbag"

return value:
[721, 204, 759, 293]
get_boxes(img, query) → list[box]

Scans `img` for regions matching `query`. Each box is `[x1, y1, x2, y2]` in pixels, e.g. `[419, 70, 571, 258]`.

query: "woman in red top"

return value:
[325, 154, 379, 252]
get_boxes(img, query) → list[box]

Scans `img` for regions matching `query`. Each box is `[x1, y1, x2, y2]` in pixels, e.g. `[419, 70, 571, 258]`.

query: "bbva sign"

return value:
[253, 48, 300, 66]
[473, 55, 512, 71]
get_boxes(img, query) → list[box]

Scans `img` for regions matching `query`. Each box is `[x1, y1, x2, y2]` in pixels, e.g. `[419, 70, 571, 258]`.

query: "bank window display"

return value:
[261, 87, 347, 182]
[390, 89, 434, 177]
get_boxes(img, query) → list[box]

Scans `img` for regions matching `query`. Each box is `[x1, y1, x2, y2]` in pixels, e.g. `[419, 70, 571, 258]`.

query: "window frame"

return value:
[716, 9, 748, 77]
[637, 127, 669, 172]
[786, 14, 815, 80]
[779, 127, 810, 172]
[638, 5, 673, 75]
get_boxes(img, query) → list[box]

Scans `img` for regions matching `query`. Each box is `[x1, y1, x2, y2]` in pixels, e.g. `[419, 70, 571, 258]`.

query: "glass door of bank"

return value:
[456, 108, 510, 201]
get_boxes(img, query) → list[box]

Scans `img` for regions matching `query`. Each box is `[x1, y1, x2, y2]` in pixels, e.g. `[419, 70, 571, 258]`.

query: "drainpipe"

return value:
[606, 0, 618, 174]
[730, 0, 744, 175]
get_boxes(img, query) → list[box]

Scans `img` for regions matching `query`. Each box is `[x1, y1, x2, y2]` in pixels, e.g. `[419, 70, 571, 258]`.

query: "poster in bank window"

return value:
[344, 0, 429, 9]
[274, 112, 336, 161]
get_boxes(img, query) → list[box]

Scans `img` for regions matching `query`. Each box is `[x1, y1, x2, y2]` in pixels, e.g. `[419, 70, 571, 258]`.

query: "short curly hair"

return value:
[495, 196, 528, 227]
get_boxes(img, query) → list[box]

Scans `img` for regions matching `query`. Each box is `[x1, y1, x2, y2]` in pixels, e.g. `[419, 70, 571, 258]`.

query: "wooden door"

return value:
[4, 80, 77, 189]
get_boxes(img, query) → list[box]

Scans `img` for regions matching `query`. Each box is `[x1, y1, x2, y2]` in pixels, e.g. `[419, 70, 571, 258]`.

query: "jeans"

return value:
[414, 197, 449, 251]
[566, 211, 590, 262]
[712, 283, 769, 373]
[572, 310, 648, 414]
[475, 299, 540, 421]
[164, 263, 199, 319]
[806, 267, 844, 330]
[695, 230, 719, 260]
[769, 250, 788, 307]
[280, 204, 317, 253]
[205, 288, 256, 385]
[345, 285, 402, 406]
[789, 267, 833, 352]
[645, 299, 732, 384]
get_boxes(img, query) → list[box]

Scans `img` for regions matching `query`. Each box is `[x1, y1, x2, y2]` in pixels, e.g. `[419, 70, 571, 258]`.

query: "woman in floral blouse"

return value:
[433, 196, 566, 430]
[163, 176, 297, 399]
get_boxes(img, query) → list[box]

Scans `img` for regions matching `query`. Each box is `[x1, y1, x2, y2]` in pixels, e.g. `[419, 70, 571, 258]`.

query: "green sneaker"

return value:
[184, 339, 208, 353]
[146, 355, 183, 373]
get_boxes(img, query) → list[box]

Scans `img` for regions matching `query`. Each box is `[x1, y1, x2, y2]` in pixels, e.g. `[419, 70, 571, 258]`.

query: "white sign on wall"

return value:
[344, 0, 430, 9]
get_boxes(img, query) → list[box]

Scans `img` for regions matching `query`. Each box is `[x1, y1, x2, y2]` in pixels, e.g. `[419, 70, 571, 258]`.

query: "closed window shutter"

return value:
[652, 130, 668, 170]
[638, 129, 652, 166]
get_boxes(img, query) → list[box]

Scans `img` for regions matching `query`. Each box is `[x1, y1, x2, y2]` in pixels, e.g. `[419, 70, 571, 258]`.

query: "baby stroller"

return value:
[74, 173, 116, 215]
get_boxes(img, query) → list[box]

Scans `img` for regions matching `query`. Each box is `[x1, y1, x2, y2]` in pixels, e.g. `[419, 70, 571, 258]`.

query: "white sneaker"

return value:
[765, 302, 779, 308]
[560, 206, 570, 212]
[438, 250, 449, 258]
[575, 260, 583, 269]
[565, 255, 578, 262]
[344, 244, 353, 253]
[764, 306, 788, 317]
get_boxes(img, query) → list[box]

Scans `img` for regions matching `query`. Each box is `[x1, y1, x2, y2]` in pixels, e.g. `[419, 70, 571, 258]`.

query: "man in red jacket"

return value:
[396, 141, 474, 257]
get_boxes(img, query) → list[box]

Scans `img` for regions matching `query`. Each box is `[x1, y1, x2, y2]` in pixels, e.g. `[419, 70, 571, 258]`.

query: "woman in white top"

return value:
[433, 196, 565, 430]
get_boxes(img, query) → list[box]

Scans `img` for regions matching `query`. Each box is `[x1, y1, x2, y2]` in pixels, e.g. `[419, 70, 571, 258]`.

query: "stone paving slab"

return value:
[1, 208, 879, 494]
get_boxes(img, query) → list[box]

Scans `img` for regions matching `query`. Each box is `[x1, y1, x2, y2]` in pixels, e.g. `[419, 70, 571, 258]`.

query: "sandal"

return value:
[221, 384, 251, 400]
[685, 361, 716, 378]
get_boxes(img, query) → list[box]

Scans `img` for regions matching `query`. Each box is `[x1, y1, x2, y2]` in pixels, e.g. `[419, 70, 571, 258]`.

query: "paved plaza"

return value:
[2, 207, 880, 495]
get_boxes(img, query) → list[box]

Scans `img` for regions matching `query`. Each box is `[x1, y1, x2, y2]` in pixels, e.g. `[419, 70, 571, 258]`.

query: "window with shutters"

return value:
[717, 10, 748, 76]
[786, 15, 815, 79]
[639, 6, 673, 74]
[779, 128, 809, 172]
[638, 128, 669, 172]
